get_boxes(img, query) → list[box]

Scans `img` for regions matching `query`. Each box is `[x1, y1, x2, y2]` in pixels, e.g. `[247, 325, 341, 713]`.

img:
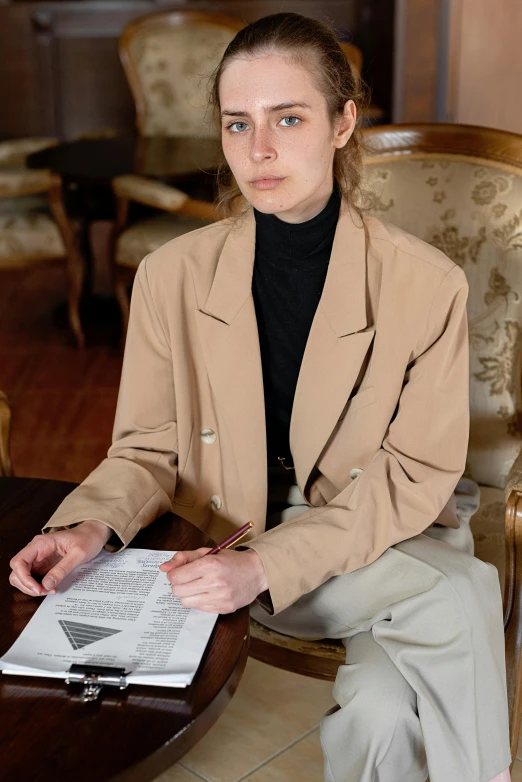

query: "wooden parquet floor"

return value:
[1, 265, 123, 483]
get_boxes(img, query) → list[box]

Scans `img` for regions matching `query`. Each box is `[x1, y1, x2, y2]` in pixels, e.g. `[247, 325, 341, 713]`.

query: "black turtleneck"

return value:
[253, 184, 342, 469]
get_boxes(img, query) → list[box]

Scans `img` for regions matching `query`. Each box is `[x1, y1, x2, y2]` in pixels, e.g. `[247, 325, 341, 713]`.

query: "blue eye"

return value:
[280, 116, 300, 127]
[228, 122, 249, 133]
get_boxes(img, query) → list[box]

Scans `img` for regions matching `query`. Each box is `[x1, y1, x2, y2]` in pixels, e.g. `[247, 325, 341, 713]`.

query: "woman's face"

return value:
[219, 53, 356, 224]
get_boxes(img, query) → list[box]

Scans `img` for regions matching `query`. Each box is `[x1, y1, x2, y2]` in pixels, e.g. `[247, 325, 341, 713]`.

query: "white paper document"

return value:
[0, 548, 219, 688]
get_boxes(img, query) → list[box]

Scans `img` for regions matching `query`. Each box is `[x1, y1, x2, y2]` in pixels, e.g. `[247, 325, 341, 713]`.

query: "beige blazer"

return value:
[43, 199, 469, 615]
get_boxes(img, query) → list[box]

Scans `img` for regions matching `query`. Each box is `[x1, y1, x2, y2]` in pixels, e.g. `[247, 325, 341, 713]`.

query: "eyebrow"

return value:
[221, 101, 312, 118]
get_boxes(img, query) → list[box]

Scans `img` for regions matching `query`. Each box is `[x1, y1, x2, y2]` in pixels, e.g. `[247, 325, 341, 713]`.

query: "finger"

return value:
[41, 547, 88, 591]
[9, 570, 47, 597]
[10, 538, 57, 595]
[32, 551, 61, 577]
[159, 549, 211, 572]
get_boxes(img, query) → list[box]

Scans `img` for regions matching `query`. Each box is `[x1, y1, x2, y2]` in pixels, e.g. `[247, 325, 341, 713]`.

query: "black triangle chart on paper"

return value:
[58, 619, 122, 650]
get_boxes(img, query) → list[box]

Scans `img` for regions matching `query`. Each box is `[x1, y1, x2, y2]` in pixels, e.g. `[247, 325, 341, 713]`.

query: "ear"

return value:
[333, 100, 357, 149]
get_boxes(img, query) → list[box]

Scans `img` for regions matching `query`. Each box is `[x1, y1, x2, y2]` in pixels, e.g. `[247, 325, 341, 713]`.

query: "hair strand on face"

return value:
[207, 12, 371, 219]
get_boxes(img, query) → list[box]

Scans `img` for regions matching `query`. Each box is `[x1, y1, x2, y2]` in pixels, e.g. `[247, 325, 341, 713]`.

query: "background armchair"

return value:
[111, 175, 218, 332]
[250, 124, 522, 769]
[0, 138, 85, 348]
[110, 11, 245, 332]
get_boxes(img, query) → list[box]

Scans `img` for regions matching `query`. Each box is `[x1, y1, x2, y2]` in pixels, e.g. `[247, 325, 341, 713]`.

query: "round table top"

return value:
[0, 477, 249, 782]
[27, 135, 224, 185]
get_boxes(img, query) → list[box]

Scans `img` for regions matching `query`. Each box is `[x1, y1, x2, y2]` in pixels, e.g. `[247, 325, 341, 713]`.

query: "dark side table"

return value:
[0, 477, 249, 782]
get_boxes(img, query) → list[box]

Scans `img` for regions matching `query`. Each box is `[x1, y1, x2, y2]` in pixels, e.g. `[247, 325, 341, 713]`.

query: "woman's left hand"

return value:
[159, 548, 269, 614]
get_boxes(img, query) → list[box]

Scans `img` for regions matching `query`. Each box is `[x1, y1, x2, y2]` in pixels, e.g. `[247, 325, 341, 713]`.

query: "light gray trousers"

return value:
[250, 472, 512, 782]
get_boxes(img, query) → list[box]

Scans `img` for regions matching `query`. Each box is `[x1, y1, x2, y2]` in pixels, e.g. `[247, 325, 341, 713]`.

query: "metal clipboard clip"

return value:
[66, 664, 128, 702]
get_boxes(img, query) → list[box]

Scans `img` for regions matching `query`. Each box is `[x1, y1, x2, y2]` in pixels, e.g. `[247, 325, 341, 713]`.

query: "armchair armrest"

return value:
[0, 138, 57, 168]
[112, 175, 218, 222]
[112, 175, 189, 212]
[0, 169, 58, 198]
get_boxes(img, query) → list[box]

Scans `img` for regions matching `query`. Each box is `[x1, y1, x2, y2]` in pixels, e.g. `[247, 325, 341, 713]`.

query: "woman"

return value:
[9, 12, 511, 782]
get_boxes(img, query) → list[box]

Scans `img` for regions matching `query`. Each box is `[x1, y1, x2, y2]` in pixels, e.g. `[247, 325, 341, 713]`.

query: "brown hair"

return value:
[208, 12, 370, 219]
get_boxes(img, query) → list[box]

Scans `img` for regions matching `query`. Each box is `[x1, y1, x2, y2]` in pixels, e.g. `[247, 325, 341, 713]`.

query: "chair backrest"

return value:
[338, 42, 363, 75]
[361, 124, 522, 489]
[119, 10, 244, 138]
[0, 390, 13, 477]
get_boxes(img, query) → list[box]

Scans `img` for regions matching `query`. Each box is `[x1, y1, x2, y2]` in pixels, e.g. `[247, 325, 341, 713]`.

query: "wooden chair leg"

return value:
[48, 175, 85, 348]
[65, 247, 85, 349]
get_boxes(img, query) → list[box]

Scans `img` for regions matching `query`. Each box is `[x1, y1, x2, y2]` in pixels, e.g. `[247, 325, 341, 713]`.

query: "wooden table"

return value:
[0, 478, 250, 782]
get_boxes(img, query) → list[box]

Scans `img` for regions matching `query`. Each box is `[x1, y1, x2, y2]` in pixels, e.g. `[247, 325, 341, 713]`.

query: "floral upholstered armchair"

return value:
[0, 138, 84, 348]
[110, 11, 244, 331]
[249, 124, 522, 766]
[360, 123, 522, 762]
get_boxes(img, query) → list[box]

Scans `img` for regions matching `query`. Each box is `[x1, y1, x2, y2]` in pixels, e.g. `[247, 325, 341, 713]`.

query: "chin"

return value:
[247, 189, 297, 216]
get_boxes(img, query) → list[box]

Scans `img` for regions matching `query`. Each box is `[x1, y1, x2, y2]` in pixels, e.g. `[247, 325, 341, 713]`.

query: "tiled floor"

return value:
[2, 265, 522, 781]
[153, 655, 522, 781]
[155, 658, 334, 782]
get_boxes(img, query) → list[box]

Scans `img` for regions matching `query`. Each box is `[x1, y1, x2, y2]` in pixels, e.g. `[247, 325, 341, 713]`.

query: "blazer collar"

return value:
[202, 199, 368, 336]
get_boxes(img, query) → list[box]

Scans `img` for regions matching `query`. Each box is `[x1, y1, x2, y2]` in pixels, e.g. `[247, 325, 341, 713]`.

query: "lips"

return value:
[250, 177, 285, 191]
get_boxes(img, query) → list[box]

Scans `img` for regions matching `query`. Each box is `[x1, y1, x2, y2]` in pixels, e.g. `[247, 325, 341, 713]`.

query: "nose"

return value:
[249, 126, 277, 163]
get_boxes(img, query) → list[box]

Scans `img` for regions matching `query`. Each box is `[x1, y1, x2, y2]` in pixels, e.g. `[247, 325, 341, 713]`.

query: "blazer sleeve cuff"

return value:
[240, 539, 296, 615]
[41, 481, 171, 552]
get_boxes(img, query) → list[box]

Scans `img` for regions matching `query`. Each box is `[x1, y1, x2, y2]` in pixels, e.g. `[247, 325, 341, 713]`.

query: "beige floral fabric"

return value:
[116, 214, 211, 267]
[362, 154, 522, 489]
[128, 24, 238, 137]
[0, 138, 66, 264]
[113, 175, 188, 211]
[0, 212, 66, 266]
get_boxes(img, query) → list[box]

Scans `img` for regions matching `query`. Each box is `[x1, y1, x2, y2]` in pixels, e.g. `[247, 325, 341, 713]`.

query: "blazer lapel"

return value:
[195, 209, 267, 528]
[290, 202, 375, 494]
[195, 201, 375, 523]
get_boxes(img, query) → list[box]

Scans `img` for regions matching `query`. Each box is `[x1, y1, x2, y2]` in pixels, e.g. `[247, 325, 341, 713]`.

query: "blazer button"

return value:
[210, 495, 222, 511]
[201, 428, 217, 444]
[350, 468, 363, 479]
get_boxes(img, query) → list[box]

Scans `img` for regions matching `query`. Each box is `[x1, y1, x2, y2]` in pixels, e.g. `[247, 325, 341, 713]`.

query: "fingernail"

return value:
[43, 576, 56, 589]
[32, 587, 40, 596]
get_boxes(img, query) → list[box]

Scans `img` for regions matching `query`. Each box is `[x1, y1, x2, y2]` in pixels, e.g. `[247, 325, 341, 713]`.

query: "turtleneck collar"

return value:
[253, 182, 342, 271]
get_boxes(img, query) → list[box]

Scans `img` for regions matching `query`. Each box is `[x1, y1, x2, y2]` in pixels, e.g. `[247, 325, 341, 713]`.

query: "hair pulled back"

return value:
[208, 12, 369, 218]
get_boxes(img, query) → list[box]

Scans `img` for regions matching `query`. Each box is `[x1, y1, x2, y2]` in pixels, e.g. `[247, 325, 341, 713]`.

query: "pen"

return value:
[205, 521, 254, 555]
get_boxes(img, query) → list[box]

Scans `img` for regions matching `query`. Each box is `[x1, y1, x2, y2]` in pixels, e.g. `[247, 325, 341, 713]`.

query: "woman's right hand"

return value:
[9, 520, 113, 597]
